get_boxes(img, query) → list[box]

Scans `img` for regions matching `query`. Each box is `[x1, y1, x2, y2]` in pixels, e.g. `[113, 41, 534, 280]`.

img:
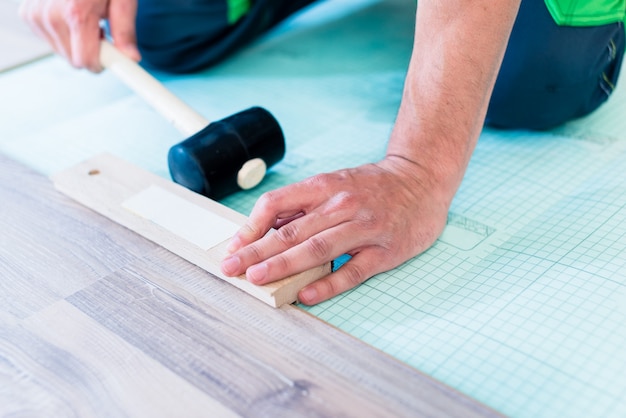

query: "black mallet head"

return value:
[167, 107, 285, 200]
[99, 42, 284, 199]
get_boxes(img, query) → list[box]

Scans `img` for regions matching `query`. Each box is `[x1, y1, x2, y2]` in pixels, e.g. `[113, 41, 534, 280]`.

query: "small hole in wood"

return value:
[88, 169, 100, 176]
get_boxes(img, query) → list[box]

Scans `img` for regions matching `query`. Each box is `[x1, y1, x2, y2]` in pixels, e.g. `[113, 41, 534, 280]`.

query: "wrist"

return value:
[377, 153, 459, 212]
[385, 121, 471, 205]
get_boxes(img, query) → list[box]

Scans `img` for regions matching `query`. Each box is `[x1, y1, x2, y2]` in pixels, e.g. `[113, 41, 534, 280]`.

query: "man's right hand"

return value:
[19, 0, 141, 72]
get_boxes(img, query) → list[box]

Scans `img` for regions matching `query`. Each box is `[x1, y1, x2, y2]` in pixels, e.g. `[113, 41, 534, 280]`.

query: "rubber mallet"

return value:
[99, 41, 285, 200]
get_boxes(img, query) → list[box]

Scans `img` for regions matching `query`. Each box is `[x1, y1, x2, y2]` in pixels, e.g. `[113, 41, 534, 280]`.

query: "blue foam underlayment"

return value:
[2, 1, 626, 416]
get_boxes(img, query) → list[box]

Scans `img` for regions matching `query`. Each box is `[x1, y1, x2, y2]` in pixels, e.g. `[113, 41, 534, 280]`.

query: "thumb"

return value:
[107, 0, 141, 61]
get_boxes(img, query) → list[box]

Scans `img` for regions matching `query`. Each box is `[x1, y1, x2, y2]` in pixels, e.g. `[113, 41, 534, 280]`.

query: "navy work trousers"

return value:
[135, 0, 317, 73]
[487, 0, 625, 129]
[135, 0, 625, 130]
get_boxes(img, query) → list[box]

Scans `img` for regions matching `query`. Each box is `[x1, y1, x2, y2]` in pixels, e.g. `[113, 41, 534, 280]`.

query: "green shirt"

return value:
[230, 1, 625, 28]
[227, 0, 252, 24]
[545, 0, 626, 26]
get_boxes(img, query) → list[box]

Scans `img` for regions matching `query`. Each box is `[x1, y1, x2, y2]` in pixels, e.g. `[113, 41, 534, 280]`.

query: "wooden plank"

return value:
[66, 249, 499, 417]
[0, 301, 239, 418]
[51, 153, 331, 307]
[0, 154, 157, 319]
[1, 153, 498, 417]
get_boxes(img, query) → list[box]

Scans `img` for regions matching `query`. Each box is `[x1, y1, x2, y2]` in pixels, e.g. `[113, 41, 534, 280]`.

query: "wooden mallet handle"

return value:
[99, 41, 285, 200]
[99, 41, 209, 137]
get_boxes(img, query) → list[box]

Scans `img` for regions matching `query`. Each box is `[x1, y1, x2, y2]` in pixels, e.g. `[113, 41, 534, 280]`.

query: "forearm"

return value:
[387, 0, 521, 201]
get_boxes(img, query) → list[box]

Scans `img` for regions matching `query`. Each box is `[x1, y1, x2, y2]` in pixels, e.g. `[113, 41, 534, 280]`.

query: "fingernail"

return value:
[247, 263, 268, 284]
[221, 255, 240, 275]
[299, 286, 318, 304]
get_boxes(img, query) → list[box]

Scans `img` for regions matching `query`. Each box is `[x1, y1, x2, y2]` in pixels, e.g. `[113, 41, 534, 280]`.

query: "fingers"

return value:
[19, 0, 140, 72]
[223, 216, 360, 285]
[108, 0, 141, 62]
[220, 162, 447, 305]
[20, 0, 69, 59]
[227, 179, 330, 254]
[66, 6, 105, 71]
[298, 251, 383, 305]
[222, 217, 389, 305]
[222, 174, 366, 281]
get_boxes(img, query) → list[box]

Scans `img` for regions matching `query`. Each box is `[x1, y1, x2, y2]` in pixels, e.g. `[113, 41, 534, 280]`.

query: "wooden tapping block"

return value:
[52, 153, 332, 307]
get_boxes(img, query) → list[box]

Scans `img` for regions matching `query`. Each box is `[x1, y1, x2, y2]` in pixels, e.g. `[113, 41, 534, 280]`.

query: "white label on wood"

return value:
[123, 185, 240, 250]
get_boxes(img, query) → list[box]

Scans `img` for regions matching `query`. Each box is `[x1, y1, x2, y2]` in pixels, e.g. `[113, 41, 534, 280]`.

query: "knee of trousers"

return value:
[134, 0, 320, 73]
[135, 0, 233, 73]
[486, 1, 625, 130]
[487, 35, 624, 130]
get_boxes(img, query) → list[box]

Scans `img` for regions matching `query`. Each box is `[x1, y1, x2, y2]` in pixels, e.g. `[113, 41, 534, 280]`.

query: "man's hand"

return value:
[222, 0, 521, 305]
[19, 0, 140, 71]
[221, 156, 451, 305]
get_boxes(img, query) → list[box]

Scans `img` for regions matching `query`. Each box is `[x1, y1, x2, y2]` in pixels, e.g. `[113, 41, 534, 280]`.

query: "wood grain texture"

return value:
[1, 153, 500, 417]
[0, 154, 157, 319]
[85, 248, 499, 417]
[52, 153, 331, 307]
[11, 301, 240, 418]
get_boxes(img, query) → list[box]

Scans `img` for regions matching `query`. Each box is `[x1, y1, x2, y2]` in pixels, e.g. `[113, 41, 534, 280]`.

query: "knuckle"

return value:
[242, 243, 264, 262]
[316, 262, 367, 301]
[321, 277, 338, 300]
[332, 191, 357, 209]
[271, 253, 293, 274]
[356, 208, 378, 228]
[305, 235, 332, 260]
[340, 262, 367, 288]
[274, 223, 301, 247]
[304, 173, 330, 188]
[304, 171, 343, 190]
[64, 2, 88, 26]
[256, 190, 280, 212]
[240, 222, 261, 239]
[40, 13, 65, 37]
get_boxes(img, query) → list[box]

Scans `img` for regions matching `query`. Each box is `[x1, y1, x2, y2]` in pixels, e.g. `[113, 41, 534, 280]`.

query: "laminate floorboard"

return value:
[0, 154, 157, 319]
[0, 153, 498, 417]
[12, 301, 239, 417]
